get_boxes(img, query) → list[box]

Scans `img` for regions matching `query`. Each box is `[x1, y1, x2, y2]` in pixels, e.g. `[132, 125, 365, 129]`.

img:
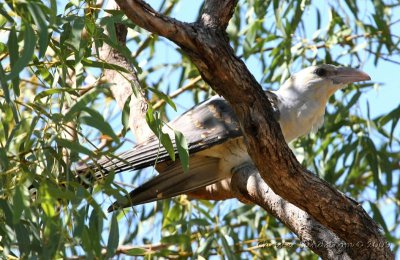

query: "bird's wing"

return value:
[77, 91, 279, 184]
[78, 95, 242, 177]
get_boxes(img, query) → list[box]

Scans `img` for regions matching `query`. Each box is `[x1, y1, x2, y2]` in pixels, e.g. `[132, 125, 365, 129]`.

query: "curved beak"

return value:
[332, 67, 371, 84]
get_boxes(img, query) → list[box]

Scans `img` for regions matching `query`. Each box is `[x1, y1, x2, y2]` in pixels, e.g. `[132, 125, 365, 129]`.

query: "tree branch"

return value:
[200, 0, 237, 28]
[115, 0, 393, 258]
[231, 164, 352, 259]
[153, 75, 203, 109]
[115, 0, 194, 49]
[99, 0, 152, 142]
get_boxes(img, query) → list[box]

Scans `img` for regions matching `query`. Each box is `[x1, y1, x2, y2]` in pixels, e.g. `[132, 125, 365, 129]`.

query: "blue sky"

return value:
[111, 0, 399, 255]
[2, 0, 398, 256]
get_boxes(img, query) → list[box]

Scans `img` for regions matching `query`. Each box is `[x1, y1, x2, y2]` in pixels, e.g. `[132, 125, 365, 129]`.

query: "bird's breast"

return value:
[278, 100, 326, 142]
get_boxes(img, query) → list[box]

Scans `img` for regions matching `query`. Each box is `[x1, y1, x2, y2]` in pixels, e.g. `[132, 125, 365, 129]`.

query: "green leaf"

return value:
[223, 204, 254, 222]
[346, 90, 362, 109]
[196, 236, 214, 257]
[161, 132, 175, 161]
[81, 228, 93, 253]
[363, 137, 381, 196]
[125, 248, 146, 256]
[0, 146, 9, 169]
[0, 200, 13, 227]
[73, 207, 86, 238]
[174, 130, 189, 172]
[344, 0, 359, 18]
[0, 3, 14, 24]
[7, 23, 37, 83]
[12, 186, 27, 224]
[88, 209, 103, 256]
[34, 88, 79, 101]
[49, 0, 57, 25]
[369, 202, 389, 234]
[286, 0, 303, 35]
[273, 0, 286, 37]
[81, 108, 119, 142]
[98, 31, 139, 68]
[15, 223, 31, 256]
[148, 86, 176, 111]
[146, 108, 175, 161]
[163, 203, 182, 229]
[377, 105, 400, 146]
[27, 2, 49, 58]
[63, 87, 103, 121]
[189, 218, 210, 227]
[69, 16, 85, 50]
[55, 137, 93, 155]
[40, 184, 56, 217]
[243, 20, 262, 58]
[106, 213, 119, 258]
[10, 101, 20, 124]
[0, 64, 10, 102]
[75, 60, 84, 87]
[6, 26, 20, 97]
[80, 59, 130, 73]
[378, 104, 400, 126]
[145, 106, 156, 127]
[219, 232, 238, 260]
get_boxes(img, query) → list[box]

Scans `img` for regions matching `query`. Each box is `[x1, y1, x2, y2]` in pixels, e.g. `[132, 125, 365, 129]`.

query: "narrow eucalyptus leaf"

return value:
[174, 130, 189, 172]
[7, 23, 37, 85]
[55, 138, 92, 155]
[64, 88, 102, 121]
[106, 213, 119, 258]
[27, 2, 49, 58]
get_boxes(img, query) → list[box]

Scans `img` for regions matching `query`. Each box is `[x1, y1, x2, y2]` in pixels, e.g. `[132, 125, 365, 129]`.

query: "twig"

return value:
[153, 76, 203, 109]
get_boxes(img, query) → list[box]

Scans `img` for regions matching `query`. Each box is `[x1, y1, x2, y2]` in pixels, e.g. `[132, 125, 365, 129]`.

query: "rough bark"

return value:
[231, 164, 351, 259]
[99, 0, 152, 143]
[112, 0, 393, 258]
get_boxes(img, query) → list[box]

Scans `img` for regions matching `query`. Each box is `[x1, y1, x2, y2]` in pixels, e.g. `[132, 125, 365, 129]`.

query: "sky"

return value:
[163, 0, 399, 118]
[2, 0, 398, 257]
[107, 0, 400, 256]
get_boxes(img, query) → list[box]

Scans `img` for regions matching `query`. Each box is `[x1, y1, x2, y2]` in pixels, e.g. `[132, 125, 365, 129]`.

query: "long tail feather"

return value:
[108, 156, 222, 211]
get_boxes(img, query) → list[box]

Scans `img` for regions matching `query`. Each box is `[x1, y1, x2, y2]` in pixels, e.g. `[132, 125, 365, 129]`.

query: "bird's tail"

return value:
[76, 139, 173, 181]
[107, 156, 223, 212]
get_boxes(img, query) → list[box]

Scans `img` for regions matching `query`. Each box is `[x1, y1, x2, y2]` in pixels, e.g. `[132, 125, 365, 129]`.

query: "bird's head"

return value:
[275, 64, 371, 141]
[279, 64, 371, 102]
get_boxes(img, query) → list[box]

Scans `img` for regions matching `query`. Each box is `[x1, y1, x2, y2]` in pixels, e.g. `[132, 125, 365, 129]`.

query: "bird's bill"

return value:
[332, 67, 371, 84]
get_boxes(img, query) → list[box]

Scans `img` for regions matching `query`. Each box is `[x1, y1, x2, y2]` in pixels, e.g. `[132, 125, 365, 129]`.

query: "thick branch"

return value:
[115, 0, 193, 49]
[200, 0, 237, 28]
[116, 0, 393, 258]
[182, 26, 391, 259]
[231, 164, 351, 259]
[100, 1, 151, 142]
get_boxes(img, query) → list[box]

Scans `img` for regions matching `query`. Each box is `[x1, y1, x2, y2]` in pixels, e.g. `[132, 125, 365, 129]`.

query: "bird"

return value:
[77, 64, 371, 212]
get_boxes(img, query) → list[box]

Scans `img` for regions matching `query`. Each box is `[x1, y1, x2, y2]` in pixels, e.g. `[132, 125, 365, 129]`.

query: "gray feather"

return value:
[78, 95, 243, 176]
[107, 156, 221, 212]
[76, 92, 280, 210]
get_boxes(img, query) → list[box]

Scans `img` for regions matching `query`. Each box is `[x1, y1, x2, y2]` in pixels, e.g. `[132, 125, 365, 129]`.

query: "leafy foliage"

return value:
[0, 0, 399, 258]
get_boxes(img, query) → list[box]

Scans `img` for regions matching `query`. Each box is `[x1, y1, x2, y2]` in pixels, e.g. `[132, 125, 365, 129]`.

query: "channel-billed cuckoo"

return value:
[79, 64, 370, 212]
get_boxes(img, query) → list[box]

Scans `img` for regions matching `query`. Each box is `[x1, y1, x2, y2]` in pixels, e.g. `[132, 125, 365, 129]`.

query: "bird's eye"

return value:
[314, 68, 327, 77]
